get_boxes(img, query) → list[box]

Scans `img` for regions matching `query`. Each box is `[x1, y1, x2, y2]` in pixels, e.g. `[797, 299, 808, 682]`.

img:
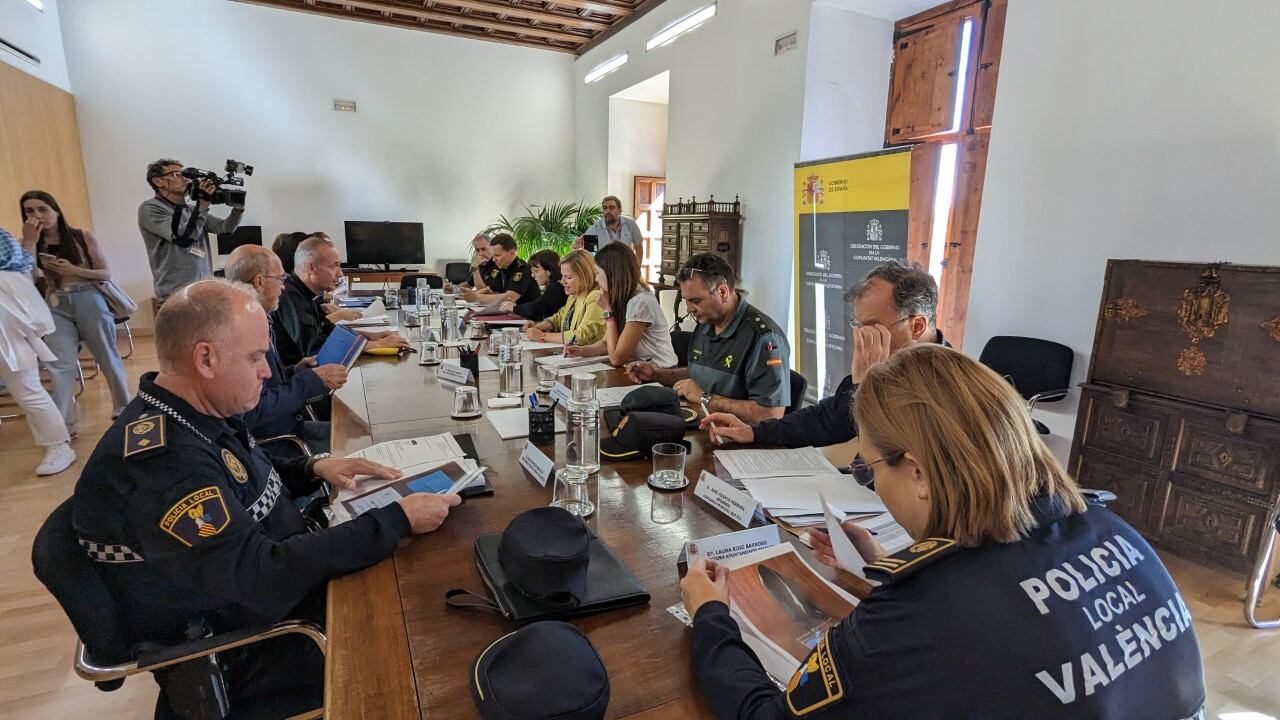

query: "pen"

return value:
[700, 398, 724, 446]
[528, 393, 538, 409]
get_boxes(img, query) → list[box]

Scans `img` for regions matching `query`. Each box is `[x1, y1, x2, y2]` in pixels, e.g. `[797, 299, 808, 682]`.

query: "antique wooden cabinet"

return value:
[1069, 260, 1280, 574]
[657, 196, 743, 284]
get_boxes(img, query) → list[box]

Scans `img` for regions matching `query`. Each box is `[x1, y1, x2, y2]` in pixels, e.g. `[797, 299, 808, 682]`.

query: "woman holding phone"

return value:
[21, 190, 132, 435]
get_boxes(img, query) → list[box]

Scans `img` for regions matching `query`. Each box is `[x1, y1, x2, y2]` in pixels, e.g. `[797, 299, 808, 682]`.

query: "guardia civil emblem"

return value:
[222, 448, 249, 484]
[723, 354, 734, 369]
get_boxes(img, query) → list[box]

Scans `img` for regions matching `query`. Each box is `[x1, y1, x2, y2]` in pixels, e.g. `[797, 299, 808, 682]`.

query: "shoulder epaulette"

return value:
[864, 537, 959, 581]
[123, 414, 168, 458]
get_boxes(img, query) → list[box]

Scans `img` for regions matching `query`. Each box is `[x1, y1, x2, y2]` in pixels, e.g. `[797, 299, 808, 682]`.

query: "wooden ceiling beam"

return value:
[313, 0, 589, 43]
[527, 0, 635, 17]
[432, 0, 610, 30]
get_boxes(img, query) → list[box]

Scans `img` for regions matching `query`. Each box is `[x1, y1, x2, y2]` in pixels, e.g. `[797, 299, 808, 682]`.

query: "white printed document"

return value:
[557, 362, 616, 377]
[714, 447, 839, 480]
[535, 353, 609, 369]
[595, 382, 662, 409]
[338, 298, 390, 326]
[740, 475, 886, 514]
[345, 432, 466, 475]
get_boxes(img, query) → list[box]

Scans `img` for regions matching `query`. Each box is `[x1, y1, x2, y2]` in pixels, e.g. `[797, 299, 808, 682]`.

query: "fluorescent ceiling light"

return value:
[26, 0, 45, 10]
[584, 53, 628, 84]
[646, 3, 716, 52]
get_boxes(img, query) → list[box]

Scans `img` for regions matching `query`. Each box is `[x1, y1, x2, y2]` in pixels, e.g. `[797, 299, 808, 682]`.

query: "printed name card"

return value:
[685, 524, 781, 564]
[518, 441, 555, 487]
[548, 382, 572, 407]
[437, 362, 473, 385]
[694, 471, 761, 529]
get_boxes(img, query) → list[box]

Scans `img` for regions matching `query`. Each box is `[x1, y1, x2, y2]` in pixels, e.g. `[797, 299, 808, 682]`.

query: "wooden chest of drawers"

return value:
[657, 196, 742, 283]
[1069, 260, 1280, 574]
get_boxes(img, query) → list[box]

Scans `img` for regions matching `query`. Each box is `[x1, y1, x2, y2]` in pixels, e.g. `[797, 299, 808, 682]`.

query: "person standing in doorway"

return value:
[21, 190, 133, 436]
[575, 196, 644, 263]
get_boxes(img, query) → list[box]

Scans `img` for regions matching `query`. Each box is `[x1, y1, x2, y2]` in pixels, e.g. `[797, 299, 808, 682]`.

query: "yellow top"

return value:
[546, 289, 605, 346]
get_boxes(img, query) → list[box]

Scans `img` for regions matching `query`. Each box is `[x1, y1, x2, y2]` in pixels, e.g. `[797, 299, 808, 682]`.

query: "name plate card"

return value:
[694, 471, 761, 529]
[438, 362, 473, 385]
[685, 525, 782, 564]
[548, 382, 572, 407]
[518, 441, 555, 487]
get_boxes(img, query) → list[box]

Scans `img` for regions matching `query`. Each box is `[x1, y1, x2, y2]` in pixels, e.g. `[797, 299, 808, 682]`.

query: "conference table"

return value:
[323, 311, 870, 719]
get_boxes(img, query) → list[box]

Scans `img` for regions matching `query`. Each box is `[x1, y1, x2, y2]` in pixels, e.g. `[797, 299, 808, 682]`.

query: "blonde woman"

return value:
[681, 344, 1205, 719]
[524, 250, 605, 346]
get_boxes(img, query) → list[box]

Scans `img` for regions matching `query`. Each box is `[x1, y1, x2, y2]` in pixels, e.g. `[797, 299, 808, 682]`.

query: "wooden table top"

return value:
[324, 317, 866, 719]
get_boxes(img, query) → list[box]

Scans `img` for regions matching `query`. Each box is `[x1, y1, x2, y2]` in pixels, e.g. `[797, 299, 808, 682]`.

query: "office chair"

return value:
[670, 330, 693, 368]
[444, 262, 472, 285]
[1245, 495, 1280, 629]
[32, 499, 326, 720]
[399, 273, 443, 291]
[978, 335, 1073, 434]
[115, 316, 135, 358]
[786, 370, 807, 415]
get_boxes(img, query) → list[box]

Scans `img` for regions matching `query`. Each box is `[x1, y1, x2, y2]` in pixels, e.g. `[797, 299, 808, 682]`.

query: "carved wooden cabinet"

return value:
[657, 197, 742, 284]
[1069, 260, 1280, 574]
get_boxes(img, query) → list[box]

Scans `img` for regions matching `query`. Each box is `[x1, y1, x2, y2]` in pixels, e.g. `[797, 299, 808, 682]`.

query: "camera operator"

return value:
[138, 158, 245, 303]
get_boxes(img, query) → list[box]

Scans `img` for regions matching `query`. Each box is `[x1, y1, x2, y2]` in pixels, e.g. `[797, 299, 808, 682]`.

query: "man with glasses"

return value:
[139, 158, 245, 302]
[701, 261, 948, 448]
[627, 253, 790, 424]
[225, 245, 346, 453]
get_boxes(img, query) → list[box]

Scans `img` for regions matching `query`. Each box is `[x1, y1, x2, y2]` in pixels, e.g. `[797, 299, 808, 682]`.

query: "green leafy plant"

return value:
[482, 200, 603, 258]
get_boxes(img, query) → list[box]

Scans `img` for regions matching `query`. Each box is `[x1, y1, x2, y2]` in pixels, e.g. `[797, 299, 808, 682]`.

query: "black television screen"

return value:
[216, 225, 262, 255]
[344, 221, 426, 266]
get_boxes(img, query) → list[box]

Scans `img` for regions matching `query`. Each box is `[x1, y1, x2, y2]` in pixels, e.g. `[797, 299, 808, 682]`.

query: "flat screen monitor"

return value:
[216, 225, 262, 255]
[344, 221, 426, 266]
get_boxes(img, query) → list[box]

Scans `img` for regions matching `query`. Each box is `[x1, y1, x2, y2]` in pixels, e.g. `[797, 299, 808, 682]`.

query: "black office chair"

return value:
[31, 499, 327, 719]
[671, 330, 694, 368]
[444, 262, 472, 285]
[1245, 495, 1280, 629]
[978, 336, 1073, 435]
[786, 370, 807, 415]
[399, 273, 443, 290]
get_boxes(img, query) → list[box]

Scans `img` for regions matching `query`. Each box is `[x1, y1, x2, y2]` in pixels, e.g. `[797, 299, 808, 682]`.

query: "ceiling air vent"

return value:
[333, 99, 357, 112]
[775, 31, 798, 57]
[0, 36, 41, 67]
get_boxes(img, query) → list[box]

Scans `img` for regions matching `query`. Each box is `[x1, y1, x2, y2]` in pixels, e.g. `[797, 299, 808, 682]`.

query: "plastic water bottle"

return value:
[566, 373, 600, 474]
[441, 306, 460, 343]
[498, 329, 524, 398]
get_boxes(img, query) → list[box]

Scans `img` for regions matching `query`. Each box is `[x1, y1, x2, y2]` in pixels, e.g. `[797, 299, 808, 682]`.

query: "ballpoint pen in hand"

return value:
[700, 397, 724, 446]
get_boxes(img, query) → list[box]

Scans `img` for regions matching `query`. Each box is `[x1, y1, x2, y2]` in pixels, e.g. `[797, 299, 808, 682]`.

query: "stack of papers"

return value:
[740, 475, 886, 521]
[331, 433, 483, 524]
[596, 382, 662, 408]
[714, 447, 839, 480]
[338, 298, 390, 326]
[556, 362, 615, 377]
[535, 353, 609, 369]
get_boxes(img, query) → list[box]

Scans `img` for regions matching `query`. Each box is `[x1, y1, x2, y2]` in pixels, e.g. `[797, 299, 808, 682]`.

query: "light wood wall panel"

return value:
[0, 61, 93, 237]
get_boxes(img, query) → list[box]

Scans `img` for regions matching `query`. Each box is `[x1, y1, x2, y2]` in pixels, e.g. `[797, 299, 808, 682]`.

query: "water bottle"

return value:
[383, 286, 400, 309]
[441, 306, 461, 343]
[498, 329, 524, 398]
[565, 373, 600, 474]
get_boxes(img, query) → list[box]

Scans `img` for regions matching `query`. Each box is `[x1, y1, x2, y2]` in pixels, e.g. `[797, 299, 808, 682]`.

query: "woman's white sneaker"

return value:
[36, 443, 76, 476]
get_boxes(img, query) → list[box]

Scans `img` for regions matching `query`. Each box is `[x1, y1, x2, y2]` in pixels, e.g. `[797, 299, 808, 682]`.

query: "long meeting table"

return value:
[323, 315, 868, 719]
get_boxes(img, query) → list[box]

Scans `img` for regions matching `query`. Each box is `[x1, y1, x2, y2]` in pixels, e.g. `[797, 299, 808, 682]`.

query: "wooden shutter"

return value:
[935, 132, 989, 346]
[970, 0, 1006, 131]
[885, 12, 964, 145]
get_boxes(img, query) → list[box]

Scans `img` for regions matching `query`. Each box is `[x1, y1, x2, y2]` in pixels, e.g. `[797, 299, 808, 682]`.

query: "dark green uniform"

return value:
[485, 258, 540, 305]
[688, 298, 790, 408]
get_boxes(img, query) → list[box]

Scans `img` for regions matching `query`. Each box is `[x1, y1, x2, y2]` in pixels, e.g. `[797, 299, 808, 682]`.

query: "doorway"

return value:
[608, 71, 669, 283]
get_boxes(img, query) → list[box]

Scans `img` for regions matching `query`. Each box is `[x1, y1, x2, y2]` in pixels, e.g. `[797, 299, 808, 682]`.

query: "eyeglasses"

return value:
[257, 273, 288, 283]
[157, 170, 184, 179]
[848, 450, 904, 488]
[849, 316, 911, 331]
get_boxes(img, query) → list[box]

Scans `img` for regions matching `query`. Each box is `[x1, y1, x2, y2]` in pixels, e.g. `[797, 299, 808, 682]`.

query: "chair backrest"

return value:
[670, 330, 694, 368]
[444, 262, 472, 284]
[32, 499, 134, 666]
[978, 335, 1074, 402]
[399, 273, 443, 290]
[786, 370, 807, 415]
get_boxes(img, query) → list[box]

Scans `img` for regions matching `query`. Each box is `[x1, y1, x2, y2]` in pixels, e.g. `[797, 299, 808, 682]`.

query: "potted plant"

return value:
[482, 200, 602, 257]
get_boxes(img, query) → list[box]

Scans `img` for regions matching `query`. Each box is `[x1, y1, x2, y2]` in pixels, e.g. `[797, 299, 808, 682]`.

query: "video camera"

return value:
[182, 159, 253, 206]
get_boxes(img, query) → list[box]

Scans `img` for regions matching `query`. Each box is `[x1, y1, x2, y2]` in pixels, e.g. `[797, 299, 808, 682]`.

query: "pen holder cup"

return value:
[528, 406, 556, 445]
[459, 352, 481, 386]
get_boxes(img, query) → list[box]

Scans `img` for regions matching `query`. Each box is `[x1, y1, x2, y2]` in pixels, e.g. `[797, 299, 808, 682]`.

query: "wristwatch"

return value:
[602, 310, 614, 322]
[701, 391, 713, 405]
[305, 452, 332, 478]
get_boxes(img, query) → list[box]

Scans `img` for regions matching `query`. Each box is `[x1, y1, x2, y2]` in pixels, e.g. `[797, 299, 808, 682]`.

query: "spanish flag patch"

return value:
[766, 358, 783, 366]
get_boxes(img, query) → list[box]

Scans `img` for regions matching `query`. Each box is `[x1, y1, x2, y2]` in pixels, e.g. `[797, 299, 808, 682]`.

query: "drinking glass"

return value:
[536, 365, 557, 393]
[419, 341, 441, 365]
[551, 466, 594, 517]
[648, 443, 688, 490]
[451, 385, 481, 418]
[650, 487, 684, 524]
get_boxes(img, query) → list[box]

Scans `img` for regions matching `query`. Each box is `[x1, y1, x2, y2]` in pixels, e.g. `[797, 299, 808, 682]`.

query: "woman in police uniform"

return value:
[681, 344, 1206, 719]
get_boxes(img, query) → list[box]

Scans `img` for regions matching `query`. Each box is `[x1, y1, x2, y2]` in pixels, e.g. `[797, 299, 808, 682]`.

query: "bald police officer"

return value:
[627, 253, 790, 425]
[72, 279, 459, 717]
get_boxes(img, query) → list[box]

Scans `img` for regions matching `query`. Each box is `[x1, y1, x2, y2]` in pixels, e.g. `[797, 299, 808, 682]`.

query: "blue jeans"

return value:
[44, 284, 132, 428]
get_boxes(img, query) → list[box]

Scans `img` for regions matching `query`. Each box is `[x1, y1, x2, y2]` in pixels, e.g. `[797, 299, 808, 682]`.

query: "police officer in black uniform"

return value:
[627, 253, 791, 425]
[72, 279, 460, 718]
[681, 344, 1206, 719]
[701, 261, 949, 449]
[461, 233, 540, 306]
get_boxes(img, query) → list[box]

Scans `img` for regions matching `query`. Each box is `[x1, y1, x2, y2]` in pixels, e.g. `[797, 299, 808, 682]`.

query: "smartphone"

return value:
[38, 252, 58, 265]
[583, 234, 599, 252]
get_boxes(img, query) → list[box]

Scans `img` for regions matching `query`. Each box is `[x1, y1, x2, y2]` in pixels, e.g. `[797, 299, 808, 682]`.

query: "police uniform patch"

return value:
[221, 449, 249, 484]
[490, 269, 499, 278]
[786, 632, 844, 716]
[123, 415, 167, 458]
[512, 271, 522, 282]
[160, 486, 231, 547]
[864, 536, 959, 581]
[724, 353, 734, 369]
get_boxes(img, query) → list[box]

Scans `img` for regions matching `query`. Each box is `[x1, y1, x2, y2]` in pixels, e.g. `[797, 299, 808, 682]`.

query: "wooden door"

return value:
[633, 175, 666, 283]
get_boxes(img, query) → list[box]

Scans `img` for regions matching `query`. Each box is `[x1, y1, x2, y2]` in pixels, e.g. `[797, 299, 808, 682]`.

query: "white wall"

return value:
[58, 0, 574, 325]
[966, 0, 1280, 460]
[0, 0, 70, 90]
[800, 4, 893, 162]
[607, 97, 668, 206]
[575, 0, 812, 327]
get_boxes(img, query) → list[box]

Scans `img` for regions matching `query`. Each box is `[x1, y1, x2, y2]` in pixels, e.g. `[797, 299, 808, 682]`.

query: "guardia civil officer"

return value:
[701, 262, 949, 449]
[627, 253, 790, 425]
[461, 233, 540, 305]
[72, 279, 460, 717]
[681, 344, 1206, 719]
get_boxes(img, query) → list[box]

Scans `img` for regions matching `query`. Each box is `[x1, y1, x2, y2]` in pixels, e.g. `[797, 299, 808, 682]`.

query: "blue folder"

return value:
[314, 325, 367, 369]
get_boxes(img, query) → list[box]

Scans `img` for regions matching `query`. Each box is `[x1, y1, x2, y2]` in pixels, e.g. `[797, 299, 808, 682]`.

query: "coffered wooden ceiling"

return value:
[233, 0, 667, 54]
